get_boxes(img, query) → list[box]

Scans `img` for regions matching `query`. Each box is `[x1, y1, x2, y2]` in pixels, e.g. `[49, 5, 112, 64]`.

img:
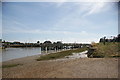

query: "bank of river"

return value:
[2, 48, 118, 78]
[2, 56, 118, 78]
[1, 48, 70, 62]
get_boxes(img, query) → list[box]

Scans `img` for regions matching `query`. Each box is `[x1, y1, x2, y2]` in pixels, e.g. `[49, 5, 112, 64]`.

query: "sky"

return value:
[2, 2, 118, 43]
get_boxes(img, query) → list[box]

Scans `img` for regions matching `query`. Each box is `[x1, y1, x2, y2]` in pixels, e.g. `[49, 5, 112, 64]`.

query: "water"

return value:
[2, 47, 42, 62]
[65, 50, 88, 59]
[78, 50, 88, 58]
[1, 48, 66, 62]
[1, 47, 79, 62]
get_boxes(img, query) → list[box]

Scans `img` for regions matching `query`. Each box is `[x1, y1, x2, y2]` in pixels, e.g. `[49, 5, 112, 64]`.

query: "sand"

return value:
[2, 54, 118, 78]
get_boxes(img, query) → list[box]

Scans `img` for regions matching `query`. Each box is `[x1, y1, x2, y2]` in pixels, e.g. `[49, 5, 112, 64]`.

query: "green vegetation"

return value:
[2, 64, 23, 68]
[91, 42, 120, 58]
[36, 48, 87, 61]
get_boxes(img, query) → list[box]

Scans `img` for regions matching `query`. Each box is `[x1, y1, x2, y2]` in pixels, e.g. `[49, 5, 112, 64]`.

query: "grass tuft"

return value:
[92, 42, 120, 58]
[2, 64, 23, 68]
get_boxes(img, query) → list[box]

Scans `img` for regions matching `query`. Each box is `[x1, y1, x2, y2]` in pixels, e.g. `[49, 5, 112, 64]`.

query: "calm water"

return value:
[1, 48, 66, 62]
[2, 47, 42, 62]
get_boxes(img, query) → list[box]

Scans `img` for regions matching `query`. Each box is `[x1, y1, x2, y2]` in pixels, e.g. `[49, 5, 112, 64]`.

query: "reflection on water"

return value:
[2, 48, 41, 62]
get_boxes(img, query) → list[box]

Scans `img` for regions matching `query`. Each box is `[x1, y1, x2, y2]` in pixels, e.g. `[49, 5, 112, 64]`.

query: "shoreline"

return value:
[2, 48, 72, 62]
[2, 52, 118, 78]
[2, 49, 87, 64]
[2, 54, 41, 63]
[2, 48, 118, 78]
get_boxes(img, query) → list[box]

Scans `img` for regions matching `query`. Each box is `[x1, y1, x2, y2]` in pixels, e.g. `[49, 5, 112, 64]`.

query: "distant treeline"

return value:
[99, 34, 120, 43]
[1, 39, 90, 50]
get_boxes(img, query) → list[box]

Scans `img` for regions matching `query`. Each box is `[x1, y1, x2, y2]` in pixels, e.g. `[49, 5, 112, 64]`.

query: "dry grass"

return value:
[92, 42, 120, 58]
[36, 48, 87, 61]
[2, 64, 23, 68]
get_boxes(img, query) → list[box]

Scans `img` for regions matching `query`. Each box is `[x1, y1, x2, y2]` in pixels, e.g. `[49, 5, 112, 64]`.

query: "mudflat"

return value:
[2, 55, 118, 78]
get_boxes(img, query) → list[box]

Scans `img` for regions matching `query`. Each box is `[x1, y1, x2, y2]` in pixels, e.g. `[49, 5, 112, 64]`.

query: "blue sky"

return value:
[2, 2, 118, 43]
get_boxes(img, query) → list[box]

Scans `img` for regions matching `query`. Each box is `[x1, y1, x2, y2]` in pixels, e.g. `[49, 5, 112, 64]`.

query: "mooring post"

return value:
[45, 47, 47, 53]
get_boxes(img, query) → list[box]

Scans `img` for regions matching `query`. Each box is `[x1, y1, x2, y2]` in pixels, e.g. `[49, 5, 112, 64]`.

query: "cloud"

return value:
[51, 2, 110, 30]
[4, 28, 102, 43]
[3, 2, 117, 43]
[88, 2, 105, 14]
[2, 0, 119, 2]
[55, 0, 67, 8]
[81, 2, 106, 17]
[4, 27, 86, 35]
[3, 24, 91, 37]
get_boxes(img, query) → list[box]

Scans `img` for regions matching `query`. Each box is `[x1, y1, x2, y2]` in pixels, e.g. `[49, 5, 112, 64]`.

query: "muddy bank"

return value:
[2, 55, 118, 78]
